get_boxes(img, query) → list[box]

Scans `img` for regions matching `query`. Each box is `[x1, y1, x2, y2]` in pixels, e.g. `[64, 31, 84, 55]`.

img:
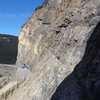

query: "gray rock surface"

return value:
[51, 21, 100, 100]
[7, 0, 100, 100]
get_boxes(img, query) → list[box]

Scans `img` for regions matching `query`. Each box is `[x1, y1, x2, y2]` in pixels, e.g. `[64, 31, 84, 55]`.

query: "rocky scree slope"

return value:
[9, 0, 100, 100]
[0, 34, 18, 64]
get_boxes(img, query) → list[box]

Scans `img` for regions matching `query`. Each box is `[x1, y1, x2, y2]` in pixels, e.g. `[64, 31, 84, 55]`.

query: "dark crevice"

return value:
[42, 22, 51, 25]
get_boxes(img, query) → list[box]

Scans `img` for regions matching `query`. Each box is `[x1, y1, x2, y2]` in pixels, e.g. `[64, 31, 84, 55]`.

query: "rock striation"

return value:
[9, 0, 100, 100]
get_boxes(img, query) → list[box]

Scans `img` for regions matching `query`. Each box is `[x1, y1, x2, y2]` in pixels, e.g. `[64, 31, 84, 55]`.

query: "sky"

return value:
[0, 0, 45, 36]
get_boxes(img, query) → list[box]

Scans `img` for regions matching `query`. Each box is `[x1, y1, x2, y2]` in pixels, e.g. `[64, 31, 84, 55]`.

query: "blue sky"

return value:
[0, 0, 45, 36]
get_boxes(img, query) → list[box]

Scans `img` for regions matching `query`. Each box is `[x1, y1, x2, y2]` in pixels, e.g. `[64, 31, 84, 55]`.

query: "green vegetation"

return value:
[1, 82, 20, 100]
[0, 78, 10, 90]
[2, 88, 15, 99]
[0, 74, 3, 78]
[0, 34, 18, 64]
[16, 83, 19, 89]
[0, 79, 26, 100]
[0, 85, 2, 89]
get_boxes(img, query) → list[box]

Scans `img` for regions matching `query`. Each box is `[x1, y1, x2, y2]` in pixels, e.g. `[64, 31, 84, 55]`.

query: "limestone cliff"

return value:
[9, 0, 100, 100]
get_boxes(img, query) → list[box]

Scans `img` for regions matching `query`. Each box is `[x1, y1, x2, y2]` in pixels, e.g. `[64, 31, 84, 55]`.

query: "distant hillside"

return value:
[0, 34, 18, 64]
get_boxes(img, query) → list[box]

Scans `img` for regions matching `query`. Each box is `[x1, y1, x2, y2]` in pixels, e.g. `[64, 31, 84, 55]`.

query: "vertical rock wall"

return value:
[10, 0, 100, 100]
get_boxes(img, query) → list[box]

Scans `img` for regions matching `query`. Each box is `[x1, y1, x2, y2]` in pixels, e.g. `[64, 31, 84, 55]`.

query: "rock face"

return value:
[10, 0, 100, 100]
[51, 21, 100, 100]
[0, 34, 18, 64]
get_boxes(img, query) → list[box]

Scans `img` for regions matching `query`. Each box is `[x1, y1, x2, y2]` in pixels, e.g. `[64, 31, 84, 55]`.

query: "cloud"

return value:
[0, 13, 31, 18]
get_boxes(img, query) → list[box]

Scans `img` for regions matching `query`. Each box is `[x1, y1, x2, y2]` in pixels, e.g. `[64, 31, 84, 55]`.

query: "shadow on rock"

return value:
[51, 21, 100, 100]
